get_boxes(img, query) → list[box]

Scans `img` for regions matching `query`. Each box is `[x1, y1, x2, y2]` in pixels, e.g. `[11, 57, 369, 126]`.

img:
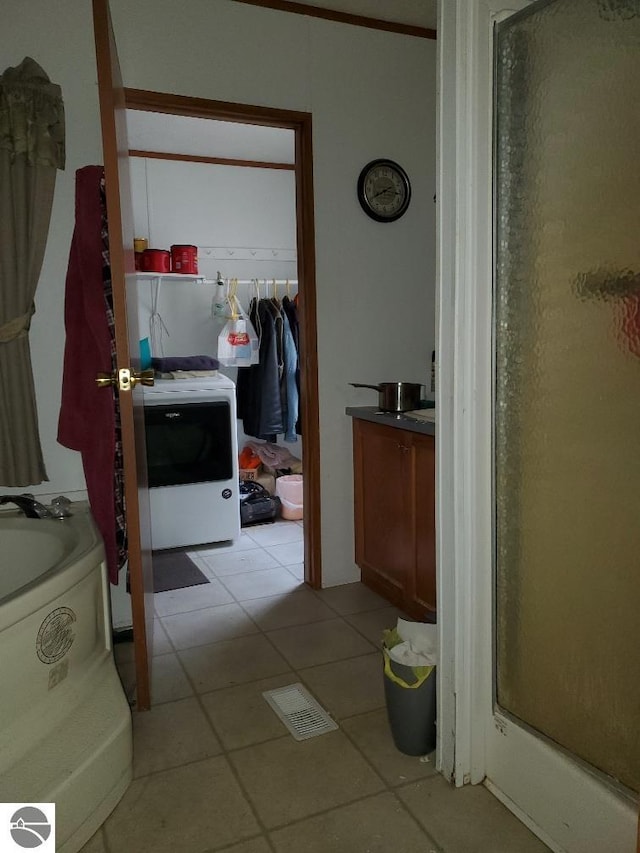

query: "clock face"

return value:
[357, 159, 411, 222]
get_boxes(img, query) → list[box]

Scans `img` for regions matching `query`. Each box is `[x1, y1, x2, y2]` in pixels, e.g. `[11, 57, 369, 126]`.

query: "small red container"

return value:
[141, 249, 171, 273]
[171, 244, 198, 274]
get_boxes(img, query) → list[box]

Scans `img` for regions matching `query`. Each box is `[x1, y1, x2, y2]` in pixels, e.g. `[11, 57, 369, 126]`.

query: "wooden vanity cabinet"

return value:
[352, 417, 436, 620]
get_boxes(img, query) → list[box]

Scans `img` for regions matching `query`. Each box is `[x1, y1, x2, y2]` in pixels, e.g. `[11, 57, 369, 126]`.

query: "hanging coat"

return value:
[57, 166, 126, 584]
[282, 294, 301, 435]
[237, 297, 285, 440]
[281, 309, 298, 442]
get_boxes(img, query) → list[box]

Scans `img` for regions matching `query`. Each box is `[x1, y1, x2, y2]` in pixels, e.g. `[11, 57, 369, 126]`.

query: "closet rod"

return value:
[216, 275, 298, 285]
[226, 279, 298, 285]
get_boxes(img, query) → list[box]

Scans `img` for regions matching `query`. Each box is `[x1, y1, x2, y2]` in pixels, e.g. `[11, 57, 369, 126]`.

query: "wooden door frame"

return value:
[123, 88, 322, 588]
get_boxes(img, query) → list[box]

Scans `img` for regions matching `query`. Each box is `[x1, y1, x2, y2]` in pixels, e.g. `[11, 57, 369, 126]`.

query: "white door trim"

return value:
[434, 0, 460, 786]
[437, 0, 515, 789]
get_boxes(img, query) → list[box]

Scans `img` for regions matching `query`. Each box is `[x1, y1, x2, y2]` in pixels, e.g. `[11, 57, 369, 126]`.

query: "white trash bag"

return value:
[217, 282, 259, 367]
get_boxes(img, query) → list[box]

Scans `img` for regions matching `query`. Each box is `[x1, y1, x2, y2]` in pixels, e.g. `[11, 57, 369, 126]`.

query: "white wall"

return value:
[130, 156, 298, 289]
[2, 0, 437, 588]
[1, 0, 103, 501]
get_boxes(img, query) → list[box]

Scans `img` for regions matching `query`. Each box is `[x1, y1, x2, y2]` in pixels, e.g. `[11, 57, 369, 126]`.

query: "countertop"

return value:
[346, 406, 436, 436]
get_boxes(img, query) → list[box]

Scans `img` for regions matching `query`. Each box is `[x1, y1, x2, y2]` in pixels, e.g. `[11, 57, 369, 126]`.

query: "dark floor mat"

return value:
[152, 549, 210, 593]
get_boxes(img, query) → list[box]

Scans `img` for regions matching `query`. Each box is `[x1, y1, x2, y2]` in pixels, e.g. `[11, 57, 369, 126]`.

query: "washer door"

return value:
[144, 400, 233, 487]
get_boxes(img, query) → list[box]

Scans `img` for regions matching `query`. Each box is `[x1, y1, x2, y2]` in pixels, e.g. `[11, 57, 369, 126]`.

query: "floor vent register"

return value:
[262, 683, 339, 741]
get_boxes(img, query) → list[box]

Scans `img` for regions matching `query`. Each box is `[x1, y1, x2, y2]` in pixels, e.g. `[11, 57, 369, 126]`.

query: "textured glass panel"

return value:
[494, 0, 640, 793]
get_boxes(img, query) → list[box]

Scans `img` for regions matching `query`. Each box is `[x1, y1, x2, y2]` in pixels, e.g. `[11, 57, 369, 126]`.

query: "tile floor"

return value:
[85, 520, 550, 853]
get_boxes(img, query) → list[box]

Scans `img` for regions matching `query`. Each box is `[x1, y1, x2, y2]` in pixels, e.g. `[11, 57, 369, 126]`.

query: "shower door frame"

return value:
[437, 0, 638, 849]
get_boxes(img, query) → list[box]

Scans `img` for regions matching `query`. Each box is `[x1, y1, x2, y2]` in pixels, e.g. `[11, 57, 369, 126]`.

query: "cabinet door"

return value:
[412, 433, 436, 615]
[353, 419, 412, 605]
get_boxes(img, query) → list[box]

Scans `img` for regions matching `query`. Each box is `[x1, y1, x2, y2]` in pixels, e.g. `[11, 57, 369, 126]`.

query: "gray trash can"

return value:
[383, 652, 436, 756]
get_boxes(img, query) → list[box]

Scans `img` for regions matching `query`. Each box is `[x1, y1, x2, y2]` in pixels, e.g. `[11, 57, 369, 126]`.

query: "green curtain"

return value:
[0, 57, 65, 485]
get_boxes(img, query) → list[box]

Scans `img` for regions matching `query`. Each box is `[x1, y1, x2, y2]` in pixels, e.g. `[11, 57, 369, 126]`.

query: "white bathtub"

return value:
[0, 504, 132, 852]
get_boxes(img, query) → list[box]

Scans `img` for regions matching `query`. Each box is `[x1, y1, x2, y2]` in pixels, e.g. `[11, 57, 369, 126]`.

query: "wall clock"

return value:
[357, 158, 411, 222]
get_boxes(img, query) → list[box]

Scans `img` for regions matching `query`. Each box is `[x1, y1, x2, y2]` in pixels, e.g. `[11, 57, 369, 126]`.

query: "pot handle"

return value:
[350, 383, 382, 391]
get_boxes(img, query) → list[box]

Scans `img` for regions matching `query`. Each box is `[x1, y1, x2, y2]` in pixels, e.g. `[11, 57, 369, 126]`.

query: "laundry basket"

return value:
[275, 474, 303, 520]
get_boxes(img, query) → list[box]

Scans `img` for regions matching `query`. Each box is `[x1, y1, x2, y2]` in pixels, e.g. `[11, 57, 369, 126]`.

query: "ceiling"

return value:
[277, 0, 438, 29]
[126, 111, 295, 163]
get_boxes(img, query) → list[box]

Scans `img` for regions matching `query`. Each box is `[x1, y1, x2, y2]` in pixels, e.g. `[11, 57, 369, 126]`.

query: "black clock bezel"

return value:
[357, 158, 411, 222]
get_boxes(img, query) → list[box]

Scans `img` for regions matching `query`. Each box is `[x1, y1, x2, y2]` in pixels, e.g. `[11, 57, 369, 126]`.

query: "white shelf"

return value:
[134, 272, 214, 283]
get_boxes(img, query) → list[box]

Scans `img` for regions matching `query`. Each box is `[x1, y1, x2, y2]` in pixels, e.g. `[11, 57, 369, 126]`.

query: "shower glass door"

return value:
[494, 0, 640, 804]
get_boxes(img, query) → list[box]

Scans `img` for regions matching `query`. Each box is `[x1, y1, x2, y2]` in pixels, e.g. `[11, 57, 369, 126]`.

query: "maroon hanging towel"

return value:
[57, 165, 127, 583]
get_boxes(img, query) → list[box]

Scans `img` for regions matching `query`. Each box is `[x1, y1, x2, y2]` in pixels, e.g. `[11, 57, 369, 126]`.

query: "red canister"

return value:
[141, 249, 171, 273]
[171, 244, 198, 274]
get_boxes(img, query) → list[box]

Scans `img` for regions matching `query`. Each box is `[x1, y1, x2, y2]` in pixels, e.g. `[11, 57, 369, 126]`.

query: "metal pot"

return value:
[350, 382, 423, 413]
